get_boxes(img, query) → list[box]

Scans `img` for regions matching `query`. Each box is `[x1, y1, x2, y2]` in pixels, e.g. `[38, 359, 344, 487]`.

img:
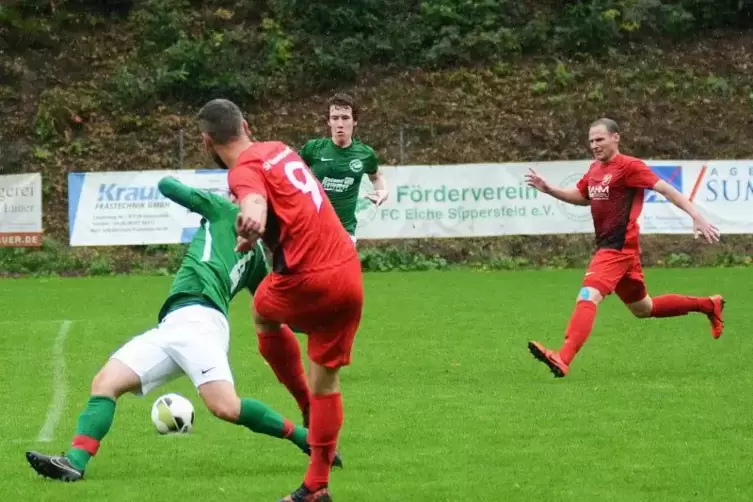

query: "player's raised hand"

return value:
[524, 168, 550, 193]
[235, 234, 256, 252]
[693, 216, 721, 244]
[236, 212, 264, 240]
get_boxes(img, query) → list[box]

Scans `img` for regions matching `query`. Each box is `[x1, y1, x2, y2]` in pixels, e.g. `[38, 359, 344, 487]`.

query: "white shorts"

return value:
[111, 304, 233, 396]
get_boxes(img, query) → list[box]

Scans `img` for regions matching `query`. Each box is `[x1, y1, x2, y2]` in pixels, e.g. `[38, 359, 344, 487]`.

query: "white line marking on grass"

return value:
[36, 320, 73, 442]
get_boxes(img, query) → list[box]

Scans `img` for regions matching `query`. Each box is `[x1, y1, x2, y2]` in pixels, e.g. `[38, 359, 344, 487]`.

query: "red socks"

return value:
[559, 300, 598, 365]
[651, 295, 711, 317]
[257, 326, 310, 413]
[556, 295, 712, 367]
[304, 393, 343, 492]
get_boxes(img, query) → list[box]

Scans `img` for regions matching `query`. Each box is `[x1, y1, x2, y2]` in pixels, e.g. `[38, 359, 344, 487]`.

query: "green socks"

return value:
[65, 395, 116, 471]
[238, 398, 309, 452]
[64, 396, 308, 472]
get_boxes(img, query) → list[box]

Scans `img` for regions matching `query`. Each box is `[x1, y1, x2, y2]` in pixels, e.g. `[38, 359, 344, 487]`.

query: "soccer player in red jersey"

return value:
[525, 118, 724, 378]
[196, 99, 362, 502]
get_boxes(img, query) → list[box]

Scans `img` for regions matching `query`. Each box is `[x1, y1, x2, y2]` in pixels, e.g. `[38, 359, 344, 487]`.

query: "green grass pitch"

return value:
[1, 268, 751, 501]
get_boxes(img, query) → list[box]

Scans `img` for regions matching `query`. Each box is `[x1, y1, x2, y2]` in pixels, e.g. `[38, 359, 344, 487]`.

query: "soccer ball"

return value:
[151, 393, 195, 434]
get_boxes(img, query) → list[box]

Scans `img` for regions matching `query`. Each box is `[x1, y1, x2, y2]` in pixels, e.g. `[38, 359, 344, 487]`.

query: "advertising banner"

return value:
[68, 170, 227, 246]
[0, 173, 43, 247]
[68, 161, 753, 245]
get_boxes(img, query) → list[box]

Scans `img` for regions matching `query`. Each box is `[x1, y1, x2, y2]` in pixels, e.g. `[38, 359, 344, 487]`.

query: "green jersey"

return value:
[299, 138, 378, 235]
[156, 177, 269, 322]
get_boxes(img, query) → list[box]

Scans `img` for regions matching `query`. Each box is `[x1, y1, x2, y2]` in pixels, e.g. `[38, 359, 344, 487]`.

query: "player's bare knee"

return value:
[577, 287, 603, 305]
[91, 360, 139, 398]
[199, 382, 241, 422]
[309, 362, 340, 395]
[91, 369, 124, 399]
[627, 296, 653, 318]
[207, 398, 241, 422]
[91, 370, 113, 397]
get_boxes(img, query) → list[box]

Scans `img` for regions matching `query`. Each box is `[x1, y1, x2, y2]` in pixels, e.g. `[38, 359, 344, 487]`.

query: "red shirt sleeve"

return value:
[624, 160, 660, 189]
[228, 159, 267, 202]
[576, 173, 589, 199]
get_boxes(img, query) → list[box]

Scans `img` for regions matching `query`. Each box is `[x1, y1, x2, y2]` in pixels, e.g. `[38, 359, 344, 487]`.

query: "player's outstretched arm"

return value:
[235, 194, 267, 251]
[228, 161, 269, 252]
[363, 148, 388, 206]
[524, 168, 590, 206]
[366, 170, 389, 206]
[652, 180, 720, 243]
[158, 176, 220, 220]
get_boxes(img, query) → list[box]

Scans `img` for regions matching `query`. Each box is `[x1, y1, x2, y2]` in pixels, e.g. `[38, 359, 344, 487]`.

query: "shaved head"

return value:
[196, 98, 253, 170]
[196, 99, 244, 145]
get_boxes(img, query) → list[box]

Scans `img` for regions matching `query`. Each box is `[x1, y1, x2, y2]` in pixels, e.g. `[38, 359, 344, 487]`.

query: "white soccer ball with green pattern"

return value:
[151, 393, 194, 434]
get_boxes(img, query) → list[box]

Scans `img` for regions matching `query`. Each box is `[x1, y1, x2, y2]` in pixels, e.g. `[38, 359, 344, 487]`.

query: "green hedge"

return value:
[2, 236, 750, 277]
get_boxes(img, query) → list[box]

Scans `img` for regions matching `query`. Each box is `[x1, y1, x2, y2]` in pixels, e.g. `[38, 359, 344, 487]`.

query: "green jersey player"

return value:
[299, 93, 389, 243]
[26, 176, 340, 482]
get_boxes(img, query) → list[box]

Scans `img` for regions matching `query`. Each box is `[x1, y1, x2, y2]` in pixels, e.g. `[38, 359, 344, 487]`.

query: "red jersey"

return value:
[228, 141, 357, 274]
[576, 154, 660, 252]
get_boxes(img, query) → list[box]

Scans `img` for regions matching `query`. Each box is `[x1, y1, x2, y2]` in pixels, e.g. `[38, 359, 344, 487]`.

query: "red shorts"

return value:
[253, 257, 364, 368]
[582, 249, 648, 304]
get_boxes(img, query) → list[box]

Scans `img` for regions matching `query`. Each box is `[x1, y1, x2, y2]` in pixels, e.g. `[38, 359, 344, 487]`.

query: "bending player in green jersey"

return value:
[26, 176, 340, 482]
[299, 93, 389, 243]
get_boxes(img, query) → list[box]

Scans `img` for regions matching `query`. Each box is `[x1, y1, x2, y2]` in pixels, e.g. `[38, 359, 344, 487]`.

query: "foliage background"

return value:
[1, 0, 752, 274]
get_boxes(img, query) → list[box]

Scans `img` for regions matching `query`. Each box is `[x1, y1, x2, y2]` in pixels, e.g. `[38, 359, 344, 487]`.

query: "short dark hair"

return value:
[590, 117, 620, 134]
[196, 99, 244, 145]
[327, 93, 358, 121]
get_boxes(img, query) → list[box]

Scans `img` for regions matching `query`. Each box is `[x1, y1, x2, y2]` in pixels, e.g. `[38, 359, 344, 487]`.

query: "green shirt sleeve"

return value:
[158, 176, 231, 221]
[299, 140, 317, 165]
[365, 147, 379, 175]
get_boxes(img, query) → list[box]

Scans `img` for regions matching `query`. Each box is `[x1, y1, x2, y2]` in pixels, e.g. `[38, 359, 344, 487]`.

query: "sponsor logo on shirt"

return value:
[321, 176, 355, 193]
[349, 159, 364, 173]
[588, 183, 610, 200]
[262, 146, 293, 170]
